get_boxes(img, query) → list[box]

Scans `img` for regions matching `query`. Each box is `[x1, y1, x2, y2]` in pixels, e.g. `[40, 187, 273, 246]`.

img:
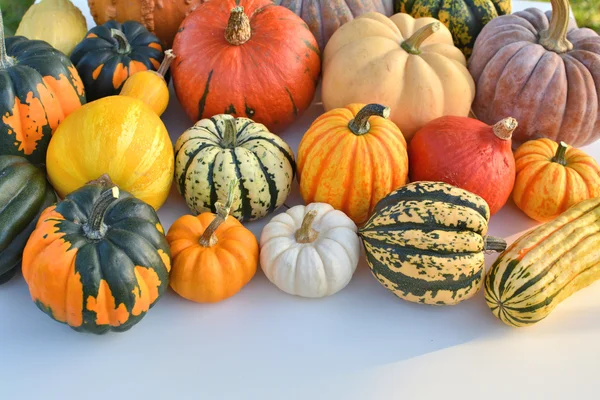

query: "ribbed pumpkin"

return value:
[46, 96, 174, 211]
[166, 181, 258, 303]
[513, 139, 600, 222]
[0, 156, 56, 284]
[88, 0, 205, 48]
[468, 0, 600, 147]
[22, 180, 171, 334]
[485, 197, 600, 327]
[71, 20, 164, 102]
[297, 103, 409, 225]
[359, 181, 507, 305]
[274, 0, 394, 51]
[172, 0, 321, 133]
[394, 0, 511, 57]
[409, 116, 517, 215]
[0, 10, 86, 166]
[174, 114, 295, 222]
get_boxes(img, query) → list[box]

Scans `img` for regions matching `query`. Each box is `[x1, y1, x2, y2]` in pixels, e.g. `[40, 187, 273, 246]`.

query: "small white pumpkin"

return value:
[260, 203, 360, 298]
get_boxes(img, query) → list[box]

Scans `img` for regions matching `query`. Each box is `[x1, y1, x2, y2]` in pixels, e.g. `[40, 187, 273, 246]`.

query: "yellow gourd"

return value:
[16, 0, 87, 56]
[120, 50, 176, 116]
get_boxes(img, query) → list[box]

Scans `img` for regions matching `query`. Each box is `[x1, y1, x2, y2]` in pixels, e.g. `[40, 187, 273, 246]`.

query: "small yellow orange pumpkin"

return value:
[513, 138, 600, 222]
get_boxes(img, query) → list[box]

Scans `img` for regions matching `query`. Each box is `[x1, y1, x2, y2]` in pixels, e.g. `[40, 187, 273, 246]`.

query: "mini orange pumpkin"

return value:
[513, 138, 600, 222]
[166, 180, 259, 303]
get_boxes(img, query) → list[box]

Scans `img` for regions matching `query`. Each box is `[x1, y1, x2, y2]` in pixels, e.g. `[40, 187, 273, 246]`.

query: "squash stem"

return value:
[222, 118, 238, 148]
[157, 49, 176, 76]
[484, 236, 507, 253]
[0, 7, 14, 70]
[492, 117, 518, 140]
[400, 22, 440, 55]
[539, 0, 573, 53]
[83, 186, 120, 240]
[199, 180, 238, 247]
[552, 141, 569, 166]
[111, 29, 132, 54]
[348, 104, 390, 135]
[225, 6, 251, 46]
[295, 211, 319, 243]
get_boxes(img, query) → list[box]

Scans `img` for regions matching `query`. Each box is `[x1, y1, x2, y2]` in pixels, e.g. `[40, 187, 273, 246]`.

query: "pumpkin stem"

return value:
[0, 6, 14, 70]
[225, 6, 251, 46]
[539, 0, 573, 53]
[111, 29, 132, 55]
[83, 186, 120, 240]
[552, 141, 569, 166]
[401, 22, 440, 55]
[484, 236, 507, 253]
[157, 49, 176, 77]
[295, 210, 320, 244]
[348, 104, 390, 135]
[199, 179, 239, 247]
[492, 117, 518, 140]
[222, 118, 238, 148]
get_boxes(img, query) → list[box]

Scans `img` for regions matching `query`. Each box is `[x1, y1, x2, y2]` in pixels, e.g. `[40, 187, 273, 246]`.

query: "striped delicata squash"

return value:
[359, 181, 507, 305]
[485, 197, 600, 327]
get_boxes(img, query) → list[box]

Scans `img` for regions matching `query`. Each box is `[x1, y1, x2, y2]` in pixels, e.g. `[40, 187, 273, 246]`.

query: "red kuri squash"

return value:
[171, 0, 321, 133]
[409, 116, 517, 215]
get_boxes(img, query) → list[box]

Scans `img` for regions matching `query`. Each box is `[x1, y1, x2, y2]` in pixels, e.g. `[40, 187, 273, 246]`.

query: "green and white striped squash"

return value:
[359, 181, 507, 305]
[174, 114, 296, 222]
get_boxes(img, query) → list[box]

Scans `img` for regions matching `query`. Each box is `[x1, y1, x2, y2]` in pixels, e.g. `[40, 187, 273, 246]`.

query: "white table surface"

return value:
[3, 1, 599, 399]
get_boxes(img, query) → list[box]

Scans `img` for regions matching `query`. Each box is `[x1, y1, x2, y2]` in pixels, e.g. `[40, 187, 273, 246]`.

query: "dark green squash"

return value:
[359, 181, 507, 305]
[0, 155, 56, 284]
[394, 0, 511, 57]
[22, 176, 172, 334]
[70, 20, 164, 102]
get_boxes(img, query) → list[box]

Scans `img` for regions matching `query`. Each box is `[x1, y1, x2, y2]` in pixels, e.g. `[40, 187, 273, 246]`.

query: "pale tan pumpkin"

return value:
[322, 12, 475, 141]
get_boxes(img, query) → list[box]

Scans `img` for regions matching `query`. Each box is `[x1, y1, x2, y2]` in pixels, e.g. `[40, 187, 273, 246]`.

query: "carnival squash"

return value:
[0, 156, 56, 284]
[22, 179, 171, 334]
[16, 0, 88, 56]
[469, 0, 600, 147]
[409, 116, 517, 215]
[88, 0, 206, 48]
[322, 13, 475, 141]
[174, 114, 295, 222]
[166, 180, 258, 303]
[46, 96, 174, 210]
[297, 103, 408, 225]
[172, 0, 321, 133]
[71, 20, 164, 102]
[260, 203, 361, 298]
[394, 0, 511, 57]
[513, 139, 600, 222]
[360, 181, 507, 305]
[120, 50, 175, 116]
[274, 0, 394, 51]
[485, 197, 600, 327]
[0, 10, 86, 166]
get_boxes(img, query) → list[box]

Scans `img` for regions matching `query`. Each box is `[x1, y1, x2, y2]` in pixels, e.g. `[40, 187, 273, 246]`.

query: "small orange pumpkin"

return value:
[513, 139, 600, 222]
[297, 103, 409, 225]
[166, 180, 259, 303]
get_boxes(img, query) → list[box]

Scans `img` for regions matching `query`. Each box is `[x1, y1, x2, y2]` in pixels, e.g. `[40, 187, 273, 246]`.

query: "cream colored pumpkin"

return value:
[260, 203, 360, 298]
[322, 12, 475, 141]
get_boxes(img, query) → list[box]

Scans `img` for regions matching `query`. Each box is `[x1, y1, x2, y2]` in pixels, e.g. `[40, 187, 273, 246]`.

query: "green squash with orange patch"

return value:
[22, 177, 171, 334]
[0, 9, 86, 166]
[71, 20, 164, 102]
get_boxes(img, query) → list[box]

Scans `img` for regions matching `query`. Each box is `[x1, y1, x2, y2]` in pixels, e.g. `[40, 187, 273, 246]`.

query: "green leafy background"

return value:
[0, 0, 35, 36]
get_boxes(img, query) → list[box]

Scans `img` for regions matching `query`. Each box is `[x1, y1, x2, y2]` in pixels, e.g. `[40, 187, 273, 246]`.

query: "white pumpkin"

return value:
[260, 203, 360, 298]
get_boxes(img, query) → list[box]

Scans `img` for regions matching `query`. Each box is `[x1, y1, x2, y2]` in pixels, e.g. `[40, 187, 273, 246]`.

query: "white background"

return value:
[2, 1, 599, 399]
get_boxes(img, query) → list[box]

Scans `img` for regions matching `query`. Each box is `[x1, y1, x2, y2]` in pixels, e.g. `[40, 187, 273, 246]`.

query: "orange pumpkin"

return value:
[513, 139, 600, 222]
[297, 103, 409, 225]
[166, 180, 259, 303]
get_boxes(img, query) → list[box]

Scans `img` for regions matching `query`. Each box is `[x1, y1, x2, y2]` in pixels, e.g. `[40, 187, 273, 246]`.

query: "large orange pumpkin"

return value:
[171, 0, 321, 133]
[297, 103, 409, 225]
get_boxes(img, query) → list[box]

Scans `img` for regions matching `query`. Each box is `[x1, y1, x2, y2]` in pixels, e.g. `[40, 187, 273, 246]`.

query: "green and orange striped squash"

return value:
[485, 197, 600, 327]
[70, 20, 164, 102]
[22, 179, 171, 334]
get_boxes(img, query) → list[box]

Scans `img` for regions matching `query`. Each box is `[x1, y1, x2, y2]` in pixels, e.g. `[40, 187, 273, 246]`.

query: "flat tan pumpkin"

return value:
[322, 12, 475, 141]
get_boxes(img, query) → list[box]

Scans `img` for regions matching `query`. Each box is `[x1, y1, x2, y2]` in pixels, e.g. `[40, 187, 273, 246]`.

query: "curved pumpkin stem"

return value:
[552, 141, 569, 166]
[295, 211, 319, 243]
[111, 29, 132, 54]
[401, 22, 440, 55]
[157, 49, 176, 77]
[0, 6, 14, 70]
[225, 6, 251, 46]
[83, 186, 120, 240]
[484, 236, 507, 253]
[492, 117, 518, 140]
[539, 0, 573, 53]
[348, 104, 390, 135]
[222, 118, 238, 148]
[199, 179, 239, 247]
